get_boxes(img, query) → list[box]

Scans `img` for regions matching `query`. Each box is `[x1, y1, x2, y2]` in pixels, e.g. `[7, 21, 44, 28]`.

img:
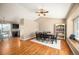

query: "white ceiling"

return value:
[20, 3, 72, 19]
[0, 3, 72, 21]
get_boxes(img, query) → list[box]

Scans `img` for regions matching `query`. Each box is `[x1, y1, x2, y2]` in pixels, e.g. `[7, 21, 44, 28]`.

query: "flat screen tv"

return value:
[12, 24, 19, 29]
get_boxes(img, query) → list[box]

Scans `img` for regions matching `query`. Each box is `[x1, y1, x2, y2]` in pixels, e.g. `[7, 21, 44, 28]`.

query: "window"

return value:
[2, 24, 11, 32]
[0, 24, 11, 39]
[74, 16, 79, 41]
[0, 24, 11, 32]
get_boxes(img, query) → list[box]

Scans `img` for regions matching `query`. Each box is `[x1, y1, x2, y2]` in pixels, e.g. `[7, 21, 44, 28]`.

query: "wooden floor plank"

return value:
[0, 38, 73, 55]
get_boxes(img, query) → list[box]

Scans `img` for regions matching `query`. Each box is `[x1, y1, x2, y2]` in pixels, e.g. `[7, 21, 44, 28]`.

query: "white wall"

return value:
[0, 3, 39, 40]
[66, 4, 79, 38]
[20, 19, 39, 37]
[36, 17, 64, 34]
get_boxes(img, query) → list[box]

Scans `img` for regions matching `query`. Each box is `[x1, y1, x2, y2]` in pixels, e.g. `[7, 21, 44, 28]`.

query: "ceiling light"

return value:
[36, 9, 48, 16]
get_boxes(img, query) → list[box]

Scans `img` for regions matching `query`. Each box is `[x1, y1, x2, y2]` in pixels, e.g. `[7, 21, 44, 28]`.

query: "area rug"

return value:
[31, 39, 61, 49]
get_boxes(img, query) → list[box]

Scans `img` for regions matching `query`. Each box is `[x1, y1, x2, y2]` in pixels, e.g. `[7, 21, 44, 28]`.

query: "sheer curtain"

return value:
[74, 17, 79, 41]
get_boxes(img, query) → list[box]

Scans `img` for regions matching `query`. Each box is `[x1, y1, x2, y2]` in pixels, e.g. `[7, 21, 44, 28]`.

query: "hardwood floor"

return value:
[0, 38, 73, 55]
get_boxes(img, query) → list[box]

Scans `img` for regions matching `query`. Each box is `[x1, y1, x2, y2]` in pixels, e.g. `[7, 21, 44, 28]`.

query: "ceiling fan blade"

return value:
[36, 9, 48, 13]
[36, 12, 41, 13]
[44, 11, 48, 13]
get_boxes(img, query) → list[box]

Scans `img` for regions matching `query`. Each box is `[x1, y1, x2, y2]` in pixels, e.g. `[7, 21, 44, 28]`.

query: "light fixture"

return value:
[36, 8, 48, 16]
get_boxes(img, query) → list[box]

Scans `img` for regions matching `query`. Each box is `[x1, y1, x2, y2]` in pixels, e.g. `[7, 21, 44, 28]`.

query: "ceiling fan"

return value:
[36, 9, 48, 16]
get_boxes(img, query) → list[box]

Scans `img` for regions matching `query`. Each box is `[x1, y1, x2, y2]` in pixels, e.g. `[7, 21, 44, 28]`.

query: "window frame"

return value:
[73, 16, 79, 41]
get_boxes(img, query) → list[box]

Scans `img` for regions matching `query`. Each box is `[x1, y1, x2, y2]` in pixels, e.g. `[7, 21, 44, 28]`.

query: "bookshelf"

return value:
[55, 24, 66, 39]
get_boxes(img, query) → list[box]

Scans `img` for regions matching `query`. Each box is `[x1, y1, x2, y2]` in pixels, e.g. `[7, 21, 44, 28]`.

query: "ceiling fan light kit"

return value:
[36, 9, 48, 16]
